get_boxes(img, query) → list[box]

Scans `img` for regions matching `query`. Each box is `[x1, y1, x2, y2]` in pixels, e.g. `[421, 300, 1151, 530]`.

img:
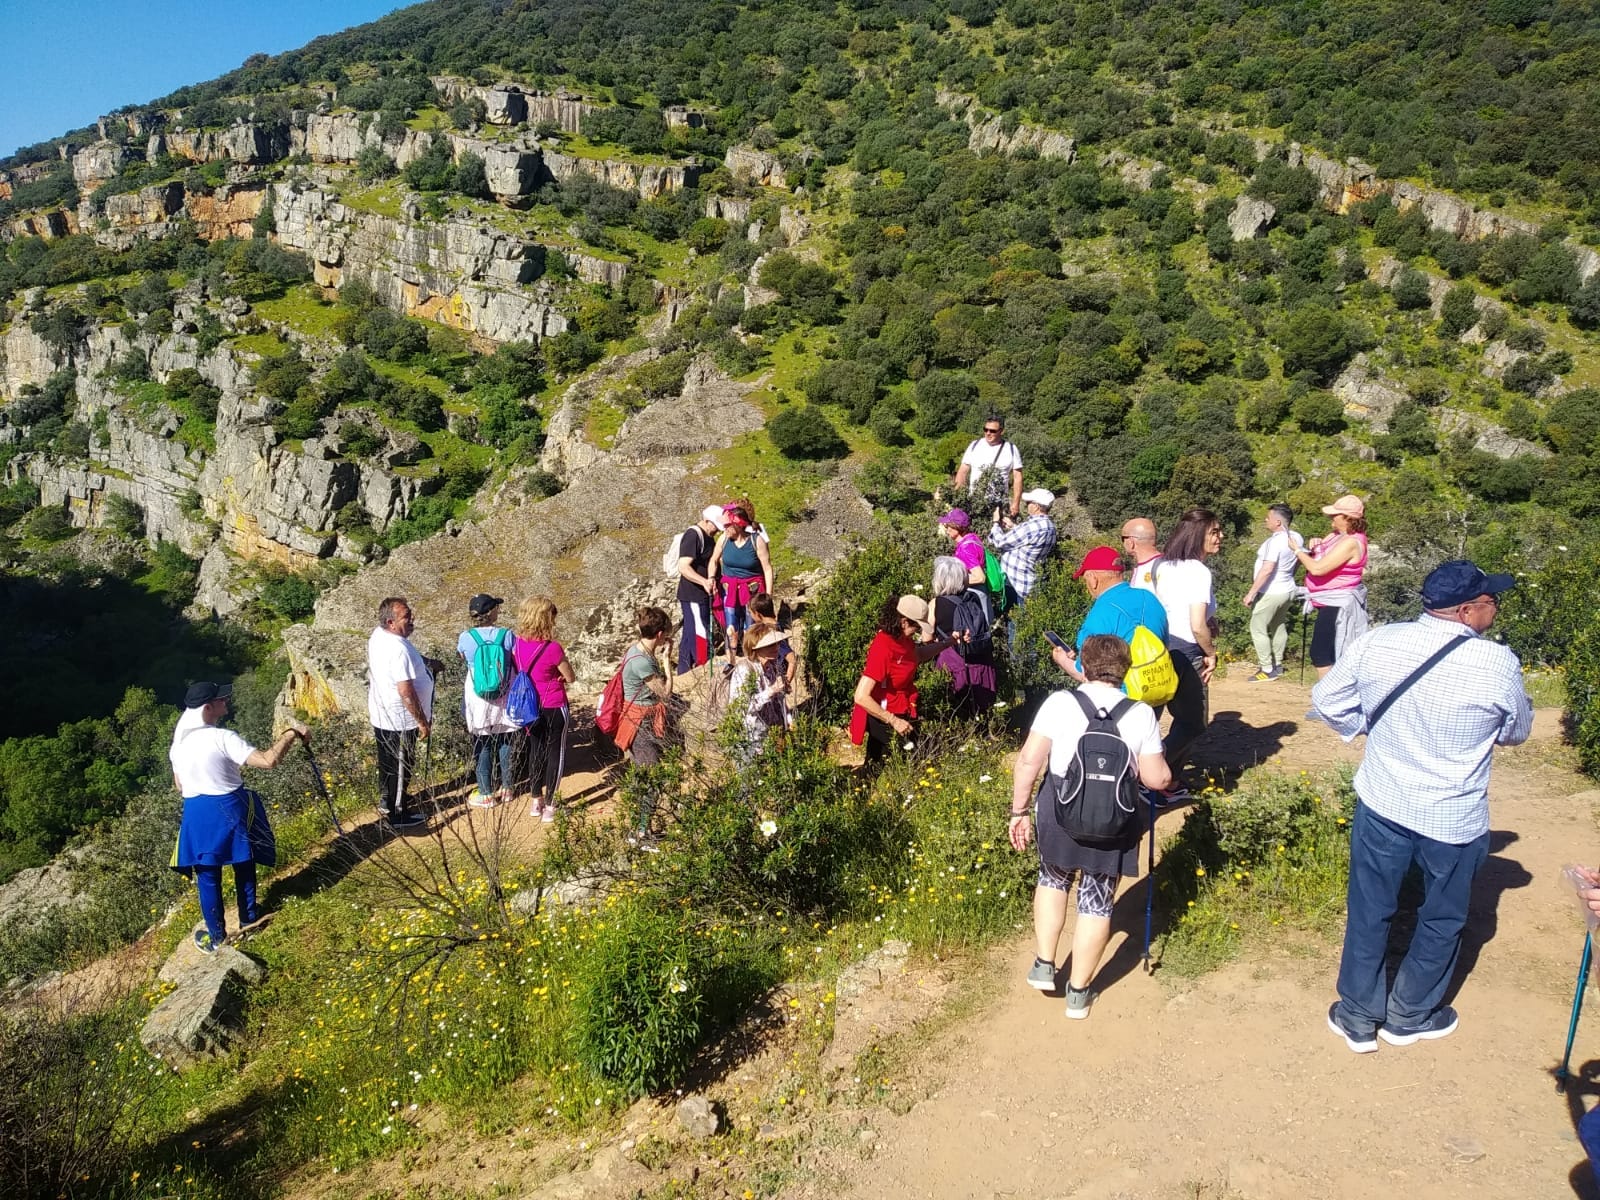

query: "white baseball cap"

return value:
[1020, 488, 1055, 508]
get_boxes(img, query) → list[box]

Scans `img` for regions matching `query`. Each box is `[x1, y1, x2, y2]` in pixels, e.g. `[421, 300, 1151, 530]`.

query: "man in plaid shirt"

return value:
[988, 488, 1059, 607]
[1314, 560, 1532, 1054]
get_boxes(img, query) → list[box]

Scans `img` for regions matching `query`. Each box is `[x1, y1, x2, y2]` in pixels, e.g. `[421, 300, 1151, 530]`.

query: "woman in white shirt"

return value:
[1241, 504, 1304, 682]
[1152, 507, 1222, 792]
[1008, 635, 1172, 1018]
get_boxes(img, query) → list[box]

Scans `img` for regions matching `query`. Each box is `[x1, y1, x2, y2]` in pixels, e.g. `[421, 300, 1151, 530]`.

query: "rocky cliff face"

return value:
[936, 90, 1077, 162]
[430, 77, 600, 133]
[272, 184, 570, 344]
[150, 121, 293, 166]
[724, 145, 789, 190]
[541, 149, 700, 200]
[283, 355, 767, 717]
[3, 314, 433, 575]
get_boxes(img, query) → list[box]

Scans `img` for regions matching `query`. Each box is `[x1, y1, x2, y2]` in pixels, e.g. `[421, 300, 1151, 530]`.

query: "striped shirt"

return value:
[987, 514, 1057, 600]
[1311, 613, 1533, 844]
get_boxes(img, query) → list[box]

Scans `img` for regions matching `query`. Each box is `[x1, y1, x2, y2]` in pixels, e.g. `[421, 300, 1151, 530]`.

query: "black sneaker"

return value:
[387, 810, 426, 829]
[1327, 1002, 1378, 1053]
[1378, 1006, 1458, 1047]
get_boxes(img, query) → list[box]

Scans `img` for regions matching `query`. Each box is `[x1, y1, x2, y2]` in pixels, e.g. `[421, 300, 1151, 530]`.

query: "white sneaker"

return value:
[468, 792, 495, 809]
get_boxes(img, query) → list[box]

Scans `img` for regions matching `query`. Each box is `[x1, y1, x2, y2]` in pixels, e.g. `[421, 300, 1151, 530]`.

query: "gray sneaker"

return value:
[1064, 984, 1095, 1019]
[1026, 957, 1055, 991]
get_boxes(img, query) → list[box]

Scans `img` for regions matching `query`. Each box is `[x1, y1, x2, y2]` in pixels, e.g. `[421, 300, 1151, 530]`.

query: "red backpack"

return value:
[595, 647, 641, 739]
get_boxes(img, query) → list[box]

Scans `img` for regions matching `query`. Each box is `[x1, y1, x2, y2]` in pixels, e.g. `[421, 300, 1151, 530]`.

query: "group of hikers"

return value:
[164, 412, 1536, 1069]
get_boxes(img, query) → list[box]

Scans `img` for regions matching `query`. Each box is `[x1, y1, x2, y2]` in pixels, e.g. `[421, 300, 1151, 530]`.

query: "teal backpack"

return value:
[467, 628, 513, 699]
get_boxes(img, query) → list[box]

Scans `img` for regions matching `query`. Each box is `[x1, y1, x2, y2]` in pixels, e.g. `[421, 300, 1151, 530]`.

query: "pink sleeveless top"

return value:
[1306, 532, 1367, 596]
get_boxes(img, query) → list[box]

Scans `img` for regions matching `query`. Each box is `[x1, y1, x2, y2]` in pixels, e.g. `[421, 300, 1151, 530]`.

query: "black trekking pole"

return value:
[302, 741, 345, 837]
[1559, 931, 1593, 1092]
[1143, 794, 1157, 974]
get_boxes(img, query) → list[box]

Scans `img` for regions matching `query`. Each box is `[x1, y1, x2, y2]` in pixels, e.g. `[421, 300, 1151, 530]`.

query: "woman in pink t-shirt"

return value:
[511, 596, 576, 821]
[1296, 494, 1369, 678]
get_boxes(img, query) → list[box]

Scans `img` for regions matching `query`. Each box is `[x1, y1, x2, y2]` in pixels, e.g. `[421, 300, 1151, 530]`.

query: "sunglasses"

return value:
[983, 427, 1002, 434]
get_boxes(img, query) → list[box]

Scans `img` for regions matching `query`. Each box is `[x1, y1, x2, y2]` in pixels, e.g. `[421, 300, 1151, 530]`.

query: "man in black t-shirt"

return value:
[675, 505, 726, 673]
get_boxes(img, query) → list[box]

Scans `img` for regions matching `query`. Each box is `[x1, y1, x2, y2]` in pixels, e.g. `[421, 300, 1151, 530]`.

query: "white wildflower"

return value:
[760, 818, 778, 838]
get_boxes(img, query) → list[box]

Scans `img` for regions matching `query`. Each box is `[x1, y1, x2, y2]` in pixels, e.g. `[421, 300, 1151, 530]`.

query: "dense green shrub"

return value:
[802, 523, 937, 719]
[1157, 769, 1356, 976]
[768, 405, 848, 460]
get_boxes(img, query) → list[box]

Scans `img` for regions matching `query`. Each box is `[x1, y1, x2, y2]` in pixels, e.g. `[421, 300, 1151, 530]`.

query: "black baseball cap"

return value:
[468, 593, 504, 616]
[1420, 560, 1516, 610]
[183, 681, 233, 708]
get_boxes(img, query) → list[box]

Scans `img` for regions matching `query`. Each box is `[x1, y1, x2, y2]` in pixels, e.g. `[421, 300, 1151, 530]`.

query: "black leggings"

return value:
[517, 707, 569, 801]
[1310, 605, 1340, 668]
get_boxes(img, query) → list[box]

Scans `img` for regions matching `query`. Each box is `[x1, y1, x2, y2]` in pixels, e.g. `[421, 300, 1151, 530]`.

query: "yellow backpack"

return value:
[1124, 625, 1178, 705]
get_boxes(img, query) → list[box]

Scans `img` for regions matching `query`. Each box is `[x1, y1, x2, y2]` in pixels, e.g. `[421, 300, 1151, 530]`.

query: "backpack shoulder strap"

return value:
[1367, 635, 1471, 730]
[469, 628, 488, 648]
[1070, 687, 1099, 721]
[1106, 697, 1136, 723]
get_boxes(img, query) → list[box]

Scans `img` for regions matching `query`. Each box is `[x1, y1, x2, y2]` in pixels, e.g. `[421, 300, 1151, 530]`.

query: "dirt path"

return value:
[818, 670, 1598, 1200]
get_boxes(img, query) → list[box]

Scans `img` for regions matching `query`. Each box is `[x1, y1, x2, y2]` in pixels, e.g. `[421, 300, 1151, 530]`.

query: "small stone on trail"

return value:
[677, 1094, 721, 1138]
[1444, 1134, 1485, 1164]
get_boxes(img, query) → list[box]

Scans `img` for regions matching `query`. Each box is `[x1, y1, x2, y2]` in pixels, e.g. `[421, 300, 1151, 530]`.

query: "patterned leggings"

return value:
[1037, 862, 1118, 919]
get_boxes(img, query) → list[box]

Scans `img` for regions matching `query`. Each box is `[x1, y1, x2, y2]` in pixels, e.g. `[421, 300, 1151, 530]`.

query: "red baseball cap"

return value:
[1073, 546, 1125, 578]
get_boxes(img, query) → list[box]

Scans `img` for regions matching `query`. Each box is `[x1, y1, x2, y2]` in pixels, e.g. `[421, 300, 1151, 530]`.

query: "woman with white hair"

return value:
[931, 554, 997, 717]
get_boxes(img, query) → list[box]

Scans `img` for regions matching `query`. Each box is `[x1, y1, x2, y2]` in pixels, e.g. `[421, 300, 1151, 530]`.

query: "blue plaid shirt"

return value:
[987, 514, 1057, 600]
[1312, 613, 1533, 844]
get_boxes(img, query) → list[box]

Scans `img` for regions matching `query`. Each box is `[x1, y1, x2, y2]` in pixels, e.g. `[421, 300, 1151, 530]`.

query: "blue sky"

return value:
[1, 1, 407, 157]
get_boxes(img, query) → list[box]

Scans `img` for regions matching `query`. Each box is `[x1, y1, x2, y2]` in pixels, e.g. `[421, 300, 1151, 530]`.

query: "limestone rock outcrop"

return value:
[1228, 196, 1276, 241]
[149, 121, 292, 165]
[704, 194, 753, 224]
[430, 76, 601, 133]
[542, 149, 700, 199]
[1333, 353, 1409, 431]
[70, 140, 126, 190]
[724, 145, 788, 190]
[937, 90, 1076, 162]
[272, 184, 570, 344]
[284, 355, 765, 715]
[141, 937, 267, 1070]
[1437, 408, 1551, 460]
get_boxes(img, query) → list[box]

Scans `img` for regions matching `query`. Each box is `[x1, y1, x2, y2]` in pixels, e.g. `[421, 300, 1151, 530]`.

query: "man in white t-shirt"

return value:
[169, 680, 307, 954]
[368, 596, 440, 828]
[1120, 516, 1162, 593]
[1241, 504, 1305, 681]
[952, 415, 1023, 518]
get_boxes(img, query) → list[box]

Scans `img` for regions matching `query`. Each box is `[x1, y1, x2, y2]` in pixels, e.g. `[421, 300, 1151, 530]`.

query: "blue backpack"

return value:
[505, 641, 549, 727]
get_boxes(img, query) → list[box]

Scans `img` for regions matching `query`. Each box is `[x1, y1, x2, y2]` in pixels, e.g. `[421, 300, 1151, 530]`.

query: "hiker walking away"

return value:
[726, 621, 792, 764]
[675, 505, 726, 674]
[1297, 494, 1369, 681]
[169, 681, 307, 954]
[931, 554, 996, 718]
[1120, 517, 1162, 593]
[1151, 508, 1222, 799]
[367, 596, 439, 829]
[1055, 547, 1168, 684]
[615, 605, 674, 843]
[511, 595, 577, 822]
[937, 507, 988, 588]
[849, 594, 965, 767]
[708, 501, 774, 658]
[1316, 560, 1532, 1053]
[951, 414, 1023, 519]
[456, 593, 516, 809]
[1241, 504, 1304, 682]
[989, 488, 1058, 609]
[1008, 635, 1171, 1019]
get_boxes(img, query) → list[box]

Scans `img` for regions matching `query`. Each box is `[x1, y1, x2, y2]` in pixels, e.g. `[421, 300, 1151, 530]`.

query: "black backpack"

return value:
[939, 587, 993, 656]
[1036, 690, 1143, 857]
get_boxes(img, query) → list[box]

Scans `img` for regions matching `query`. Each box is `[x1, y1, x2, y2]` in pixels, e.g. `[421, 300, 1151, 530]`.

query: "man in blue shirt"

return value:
[1049, 546, 1169, 683]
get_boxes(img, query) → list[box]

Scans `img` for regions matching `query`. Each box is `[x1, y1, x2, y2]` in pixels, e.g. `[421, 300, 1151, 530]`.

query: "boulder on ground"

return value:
[140, 934, 268, 1069]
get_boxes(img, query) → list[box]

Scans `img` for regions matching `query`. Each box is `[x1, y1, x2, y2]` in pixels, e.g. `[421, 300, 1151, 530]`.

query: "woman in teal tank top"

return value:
[709, 501, 775, 654]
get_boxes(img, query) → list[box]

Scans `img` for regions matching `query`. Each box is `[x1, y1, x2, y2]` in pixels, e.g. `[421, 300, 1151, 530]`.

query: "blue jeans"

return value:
[1335, 801, 1488, 1033]
[195, 860, 258, 941]
[473, 732, 513, 796]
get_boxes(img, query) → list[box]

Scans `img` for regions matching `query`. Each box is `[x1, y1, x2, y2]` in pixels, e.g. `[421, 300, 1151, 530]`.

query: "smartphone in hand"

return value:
[1043, 631, 1069, 653]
